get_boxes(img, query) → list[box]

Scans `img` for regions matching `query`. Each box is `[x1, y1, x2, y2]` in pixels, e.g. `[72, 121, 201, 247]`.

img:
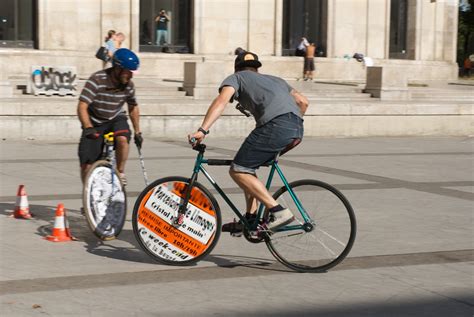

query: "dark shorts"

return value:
[304, 58, 315, 72]
[78, 116, 131, 165]
[232, 112, 304, 174]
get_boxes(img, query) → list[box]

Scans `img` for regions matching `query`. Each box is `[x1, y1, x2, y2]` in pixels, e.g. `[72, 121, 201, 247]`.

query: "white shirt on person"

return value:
[297, 38, 309, 51]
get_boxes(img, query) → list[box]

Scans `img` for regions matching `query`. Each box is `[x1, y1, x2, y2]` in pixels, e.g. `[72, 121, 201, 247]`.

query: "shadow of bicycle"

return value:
[205, 254, 292, 273]
[0, 202, 294, 272]
[0, 202, 157, 264]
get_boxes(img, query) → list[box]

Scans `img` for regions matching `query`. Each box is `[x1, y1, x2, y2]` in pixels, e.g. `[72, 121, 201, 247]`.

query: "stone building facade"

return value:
[0, 0, 459, 81]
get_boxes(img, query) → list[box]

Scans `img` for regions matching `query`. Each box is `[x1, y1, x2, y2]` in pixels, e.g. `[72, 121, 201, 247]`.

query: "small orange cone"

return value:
[45, 203, 75, 242]
[13, 185, 33, 219]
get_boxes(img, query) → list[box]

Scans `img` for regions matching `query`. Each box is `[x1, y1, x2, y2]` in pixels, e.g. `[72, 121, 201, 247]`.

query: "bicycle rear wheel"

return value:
[266, 179, 356, 272]
[132, 176, 221, 265]
[83, 160, 127, 240]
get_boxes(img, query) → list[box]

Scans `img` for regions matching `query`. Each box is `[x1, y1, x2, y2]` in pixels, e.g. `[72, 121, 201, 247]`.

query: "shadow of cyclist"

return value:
[204, 254, 293, 273]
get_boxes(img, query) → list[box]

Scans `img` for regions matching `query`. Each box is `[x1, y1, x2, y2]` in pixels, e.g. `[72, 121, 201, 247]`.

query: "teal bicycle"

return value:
[132, 142, 356, 272]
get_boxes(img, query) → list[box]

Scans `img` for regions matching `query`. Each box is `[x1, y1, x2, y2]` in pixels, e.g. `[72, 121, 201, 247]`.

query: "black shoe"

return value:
[222, 213, 257, 237]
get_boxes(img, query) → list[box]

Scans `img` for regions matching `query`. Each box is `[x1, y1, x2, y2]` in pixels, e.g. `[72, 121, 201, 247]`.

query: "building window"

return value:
[389, 0, 408, 59]
[282, 0, 327, 57]
[139, 0, 192, 53]
[0, 0, 36, 48]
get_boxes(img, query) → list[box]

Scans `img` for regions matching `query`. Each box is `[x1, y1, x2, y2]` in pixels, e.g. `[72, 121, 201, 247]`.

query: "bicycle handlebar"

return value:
[189, 137, 206, 153]
[193, 143, 206, 152]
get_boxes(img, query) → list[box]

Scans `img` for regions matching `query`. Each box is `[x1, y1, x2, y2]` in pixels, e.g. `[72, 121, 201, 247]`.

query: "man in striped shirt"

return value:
[77, 48, 142, 185]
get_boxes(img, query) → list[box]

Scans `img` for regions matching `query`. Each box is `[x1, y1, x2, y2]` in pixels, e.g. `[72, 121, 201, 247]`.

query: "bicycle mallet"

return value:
[136, 145, 149, 186]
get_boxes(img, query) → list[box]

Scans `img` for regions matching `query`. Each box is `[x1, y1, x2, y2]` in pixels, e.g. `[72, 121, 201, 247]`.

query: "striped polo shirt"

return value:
[79, 69, 138, 124]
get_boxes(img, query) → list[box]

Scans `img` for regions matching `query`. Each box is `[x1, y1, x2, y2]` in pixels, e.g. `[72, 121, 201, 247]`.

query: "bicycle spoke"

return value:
[306, 231, 338, 257]
[267, 181, 356, 272]
[316, 227, 347, 247]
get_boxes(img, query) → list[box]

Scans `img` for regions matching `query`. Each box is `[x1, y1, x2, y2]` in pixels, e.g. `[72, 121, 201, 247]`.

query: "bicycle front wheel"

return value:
[132, 176, 221, 266]
[83, 160, 127, 240]
[266, 179, 356, 272]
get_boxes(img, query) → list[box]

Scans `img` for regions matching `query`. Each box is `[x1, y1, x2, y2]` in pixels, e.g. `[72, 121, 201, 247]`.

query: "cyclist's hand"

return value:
[188, 131, 204, 146]
[134, 132, 143, 148]
[83, 127, 100, 139]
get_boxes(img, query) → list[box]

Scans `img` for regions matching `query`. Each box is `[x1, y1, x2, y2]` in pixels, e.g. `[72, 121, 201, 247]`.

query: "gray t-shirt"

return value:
[219, 70, 302, 126]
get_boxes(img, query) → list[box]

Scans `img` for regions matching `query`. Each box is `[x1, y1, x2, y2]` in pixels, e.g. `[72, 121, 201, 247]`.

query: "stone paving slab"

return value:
[0, 137, 473, 316]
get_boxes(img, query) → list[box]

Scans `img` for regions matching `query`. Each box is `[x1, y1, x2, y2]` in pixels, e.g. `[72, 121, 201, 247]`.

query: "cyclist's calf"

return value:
[115, 135, 129, 173]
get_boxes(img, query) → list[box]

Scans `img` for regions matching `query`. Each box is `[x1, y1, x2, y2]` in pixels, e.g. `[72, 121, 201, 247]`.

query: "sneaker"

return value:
[265, 208, 295, 231]
[222, 213, 257, 236]
[119, 173, 127, 186]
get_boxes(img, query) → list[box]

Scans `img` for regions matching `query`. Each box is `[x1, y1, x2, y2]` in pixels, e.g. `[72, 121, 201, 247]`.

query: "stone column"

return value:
[0, 71, 13, 98]
[364, 66, 409, 100]
[274, 0, 283, 56]
[130, 0, 140, 52]
[183, 60, 233, 99]
[248, 0, 275, 55]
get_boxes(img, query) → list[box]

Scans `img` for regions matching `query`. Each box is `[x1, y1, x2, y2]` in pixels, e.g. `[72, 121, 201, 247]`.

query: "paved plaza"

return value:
[0, 136, 473, 316]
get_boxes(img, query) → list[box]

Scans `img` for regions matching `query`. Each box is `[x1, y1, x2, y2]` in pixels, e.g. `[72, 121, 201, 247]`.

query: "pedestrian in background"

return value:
[303, 41, 316, 81]
[295, 37, 309, 57]
[114, 33, 126, 50]
[102, 30, 116, 68]
[463, 57, 472, 78]
[102, 31, 126, 68]
[155, 9, 171, 46]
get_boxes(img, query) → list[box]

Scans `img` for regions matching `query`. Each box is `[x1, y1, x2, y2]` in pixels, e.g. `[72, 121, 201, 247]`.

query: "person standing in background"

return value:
[103, 31, 126, 68]
[303, 41, 316, 81]
[295, 37, 309, 57]
[114, 33, 126, 50]
[103, 30, 116, 68]
[463, 57, 472, 78]
[155, 9, 171, 46]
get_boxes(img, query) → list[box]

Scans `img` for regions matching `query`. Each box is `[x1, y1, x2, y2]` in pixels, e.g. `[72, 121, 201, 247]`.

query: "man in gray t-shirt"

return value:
[220, 68, 302, 127]
[188, 51, 309, 235]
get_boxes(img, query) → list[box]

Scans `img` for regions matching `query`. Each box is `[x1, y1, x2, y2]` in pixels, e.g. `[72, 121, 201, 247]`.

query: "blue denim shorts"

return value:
[231, 112, 304, 174]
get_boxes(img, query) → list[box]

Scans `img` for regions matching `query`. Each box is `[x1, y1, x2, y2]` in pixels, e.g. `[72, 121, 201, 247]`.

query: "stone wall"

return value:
[30, 0, 458, 61]
[37, 0, 138, 52]
[0, 0, 460, 82]
[1, 101, 472, 140]
[0, 49, 457, 84]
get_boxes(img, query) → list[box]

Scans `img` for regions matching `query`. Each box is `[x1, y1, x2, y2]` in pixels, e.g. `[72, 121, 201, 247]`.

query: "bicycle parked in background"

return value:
[132, 142, 356, 272]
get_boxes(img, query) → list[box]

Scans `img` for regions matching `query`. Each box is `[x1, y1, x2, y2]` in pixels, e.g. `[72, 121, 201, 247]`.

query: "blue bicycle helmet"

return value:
[112, 48, 140, 71]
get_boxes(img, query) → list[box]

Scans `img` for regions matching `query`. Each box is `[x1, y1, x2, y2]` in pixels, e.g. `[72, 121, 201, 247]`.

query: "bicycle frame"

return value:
[177, 144, 311, 233]
[103, 132, 119, 192]
[103, 132, 115, 163]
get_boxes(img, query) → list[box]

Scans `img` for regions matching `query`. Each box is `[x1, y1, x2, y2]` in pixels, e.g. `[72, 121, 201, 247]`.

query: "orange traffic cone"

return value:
[13, 185, 33, 219]
[45, 203, 75, 242]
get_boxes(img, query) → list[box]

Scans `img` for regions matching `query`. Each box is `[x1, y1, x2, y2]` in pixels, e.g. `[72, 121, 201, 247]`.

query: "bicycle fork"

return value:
[172, 156, 201, 227]
[172, 175, 197, 226]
